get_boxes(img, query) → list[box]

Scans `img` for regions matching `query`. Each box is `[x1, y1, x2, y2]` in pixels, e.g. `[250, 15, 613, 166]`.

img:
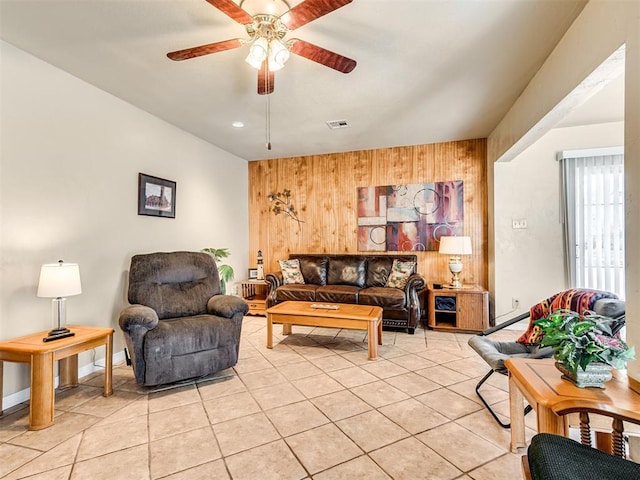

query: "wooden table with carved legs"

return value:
[0, 325, 113, 430]
[506, 357, 640, 453]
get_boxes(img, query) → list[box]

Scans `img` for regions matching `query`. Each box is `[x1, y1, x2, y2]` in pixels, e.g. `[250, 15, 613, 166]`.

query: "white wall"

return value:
[488, 0, 640, 385]
[494, 121, 624, 320]
[0, 41, 249, 399]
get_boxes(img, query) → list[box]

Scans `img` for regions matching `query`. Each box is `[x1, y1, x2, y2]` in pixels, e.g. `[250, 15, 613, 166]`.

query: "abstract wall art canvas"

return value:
[357, 181, 463, 251]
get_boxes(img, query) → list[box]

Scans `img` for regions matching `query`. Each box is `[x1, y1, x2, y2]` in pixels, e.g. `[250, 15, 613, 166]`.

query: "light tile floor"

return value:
[0, 317, 537, 480]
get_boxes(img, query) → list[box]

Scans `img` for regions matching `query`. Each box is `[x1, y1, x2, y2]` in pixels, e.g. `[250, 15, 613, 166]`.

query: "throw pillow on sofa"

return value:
[385, 259, 415, 289]
[279, 259, 305, 285]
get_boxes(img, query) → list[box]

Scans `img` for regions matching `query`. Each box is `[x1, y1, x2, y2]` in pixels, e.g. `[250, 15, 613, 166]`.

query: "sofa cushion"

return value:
[359, 287, 407, 309]
[385, 259, 416, 289]
[327, 256, 366, 287]
[315, 285, 360, 304]
[276, 284, 318, 302]
[279, 259, 305, 285]
[291, 255, 328, 285]
[365, 257, 395, 287]
[144, 314, 238, 357]
[142, 314, 239, 386]
[128, 251, 219, 320]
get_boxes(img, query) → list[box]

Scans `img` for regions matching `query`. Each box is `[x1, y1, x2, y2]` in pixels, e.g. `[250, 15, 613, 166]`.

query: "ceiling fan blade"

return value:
[205, 0, 253, 24]
[167, 38, 242, 61]
[283, 0, 353, 30]
[257, 62, 275, 95]
[290, 39, 356, 73]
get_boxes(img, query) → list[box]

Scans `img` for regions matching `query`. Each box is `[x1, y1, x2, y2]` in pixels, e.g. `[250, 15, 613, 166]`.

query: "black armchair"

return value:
[525, 433, 640, 480]
[524, 395, 640, 480]
[468, 289, 624, 428]
[119, 251, 248, 386]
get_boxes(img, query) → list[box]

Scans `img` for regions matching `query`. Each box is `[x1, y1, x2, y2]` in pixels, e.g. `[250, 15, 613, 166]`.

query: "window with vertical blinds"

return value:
[559, 147, 625, 299]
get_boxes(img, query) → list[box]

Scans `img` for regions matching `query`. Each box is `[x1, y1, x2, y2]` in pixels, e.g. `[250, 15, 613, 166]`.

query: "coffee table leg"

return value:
[30, 352, 55, 430]
[377, 318, 383, 345]
[367, 320, 378, 360]
[266, 314, 273, 349]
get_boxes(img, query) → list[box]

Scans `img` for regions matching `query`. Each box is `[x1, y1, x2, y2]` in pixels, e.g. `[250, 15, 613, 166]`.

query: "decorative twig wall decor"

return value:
[268, 190, 304, 225]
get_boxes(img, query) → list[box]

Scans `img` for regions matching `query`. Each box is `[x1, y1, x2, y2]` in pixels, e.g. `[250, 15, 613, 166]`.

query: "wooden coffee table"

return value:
[266, 301, 383, 360]
[0, 325, 114, 430]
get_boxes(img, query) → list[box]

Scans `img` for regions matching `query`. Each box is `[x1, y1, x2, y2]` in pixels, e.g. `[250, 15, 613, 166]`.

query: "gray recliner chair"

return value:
[468, 290, 625, 428]
[119, 251, 248, 386]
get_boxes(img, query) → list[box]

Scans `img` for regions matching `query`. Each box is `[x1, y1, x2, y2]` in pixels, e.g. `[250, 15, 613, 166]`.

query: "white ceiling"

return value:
[0, 0, 623, 161]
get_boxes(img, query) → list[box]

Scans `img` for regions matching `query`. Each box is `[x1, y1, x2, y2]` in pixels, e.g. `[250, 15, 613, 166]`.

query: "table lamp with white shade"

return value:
[37, 260, 82, 341]
[438, 236, 472, 289]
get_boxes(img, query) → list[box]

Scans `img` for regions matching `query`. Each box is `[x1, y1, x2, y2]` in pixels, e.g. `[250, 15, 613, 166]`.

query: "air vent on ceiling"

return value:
[326, 119, 350, 130]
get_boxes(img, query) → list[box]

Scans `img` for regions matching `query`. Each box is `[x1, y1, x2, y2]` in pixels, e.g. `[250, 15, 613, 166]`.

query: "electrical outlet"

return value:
[512, 219, 528, 229]
[512, 298, 520, 309]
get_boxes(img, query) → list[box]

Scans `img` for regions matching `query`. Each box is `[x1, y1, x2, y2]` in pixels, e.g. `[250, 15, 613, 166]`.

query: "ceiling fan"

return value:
[167, 0, 357, 95]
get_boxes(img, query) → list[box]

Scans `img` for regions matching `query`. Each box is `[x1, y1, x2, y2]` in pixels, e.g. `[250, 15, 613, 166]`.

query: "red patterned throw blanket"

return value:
[516, 289, 619, 346]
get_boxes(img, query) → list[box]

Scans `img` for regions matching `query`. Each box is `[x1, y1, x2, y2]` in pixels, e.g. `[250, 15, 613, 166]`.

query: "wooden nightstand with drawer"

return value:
[241, 279, 268, 316]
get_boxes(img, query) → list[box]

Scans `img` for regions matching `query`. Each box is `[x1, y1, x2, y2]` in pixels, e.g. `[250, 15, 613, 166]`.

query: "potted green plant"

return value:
[202, 247, 234, 295]
[534, 309, 634, 388]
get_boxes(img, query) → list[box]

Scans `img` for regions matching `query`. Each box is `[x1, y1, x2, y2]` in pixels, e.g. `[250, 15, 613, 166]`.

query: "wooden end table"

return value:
[427, 283, 489, 333]
[240, 279, 268, 316]
[0, 325, 114, 430]
[505, 357, 640, 453]
[266, 301, 383, 360]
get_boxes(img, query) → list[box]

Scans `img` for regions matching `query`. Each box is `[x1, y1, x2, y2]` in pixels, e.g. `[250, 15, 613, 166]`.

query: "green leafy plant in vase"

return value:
[202, 248, 234, 295]
[534, 309, 634, 388]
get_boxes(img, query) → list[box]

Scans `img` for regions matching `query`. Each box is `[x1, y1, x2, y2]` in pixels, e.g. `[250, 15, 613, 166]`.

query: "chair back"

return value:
[128, 251, 221, 319]
[523, 399, 640, 479]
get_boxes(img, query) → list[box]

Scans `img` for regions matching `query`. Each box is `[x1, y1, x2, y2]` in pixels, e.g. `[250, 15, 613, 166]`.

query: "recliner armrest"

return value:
[207, 294, 249, 318]
[119, 304, 159, 332]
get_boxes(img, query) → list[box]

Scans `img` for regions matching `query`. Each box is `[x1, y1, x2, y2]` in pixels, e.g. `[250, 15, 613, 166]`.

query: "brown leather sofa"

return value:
[265, 254, 426, 334]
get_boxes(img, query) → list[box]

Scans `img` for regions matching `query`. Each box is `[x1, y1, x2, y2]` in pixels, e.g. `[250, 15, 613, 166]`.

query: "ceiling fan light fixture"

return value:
[267, 39, 290, 71]
[245, 53, 264, 69]
[245, 36, 268, 68]
[168, 0, 357, 95]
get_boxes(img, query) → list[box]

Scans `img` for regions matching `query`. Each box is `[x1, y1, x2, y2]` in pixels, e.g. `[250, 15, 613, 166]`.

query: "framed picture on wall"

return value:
[138, 173, 176, 218]
[248, 268, 259, 279]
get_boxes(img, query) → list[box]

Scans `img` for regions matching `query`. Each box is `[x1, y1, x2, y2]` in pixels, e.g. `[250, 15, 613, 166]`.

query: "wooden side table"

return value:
[0, 325, 114, 430]
[505, 357, 640, 453]
[241, 279, 268, 316]
[427, 283, 489, 332]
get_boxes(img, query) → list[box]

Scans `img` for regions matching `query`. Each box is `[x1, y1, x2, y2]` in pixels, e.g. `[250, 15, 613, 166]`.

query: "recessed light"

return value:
[232, 121, 245, 128]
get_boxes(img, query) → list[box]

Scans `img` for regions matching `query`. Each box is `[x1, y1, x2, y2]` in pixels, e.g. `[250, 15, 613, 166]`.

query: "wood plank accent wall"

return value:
[248, 138, 488, 288]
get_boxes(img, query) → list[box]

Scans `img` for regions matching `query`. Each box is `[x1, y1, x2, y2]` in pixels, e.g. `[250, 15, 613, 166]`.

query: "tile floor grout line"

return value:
[0, 318, 529, 480]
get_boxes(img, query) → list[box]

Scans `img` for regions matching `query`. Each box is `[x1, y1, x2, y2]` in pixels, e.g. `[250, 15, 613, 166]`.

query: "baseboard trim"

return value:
[1, 350, 126, 412]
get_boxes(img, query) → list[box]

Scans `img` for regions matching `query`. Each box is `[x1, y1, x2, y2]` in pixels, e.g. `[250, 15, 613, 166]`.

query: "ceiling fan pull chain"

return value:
[266, 77, 272, 150]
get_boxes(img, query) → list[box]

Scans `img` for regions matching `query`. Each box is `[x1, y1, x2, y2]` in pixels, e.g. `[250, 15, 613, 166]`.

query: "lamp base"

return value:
[448, 256, 464, 289]
[43, 327, 75, 342]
